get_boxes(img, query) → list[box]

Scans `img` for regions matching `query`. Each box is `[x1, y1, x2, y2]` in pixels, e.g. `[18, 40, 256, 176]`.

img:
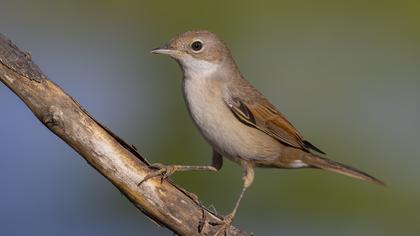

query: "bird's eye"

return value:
[191, 41, 203, 51]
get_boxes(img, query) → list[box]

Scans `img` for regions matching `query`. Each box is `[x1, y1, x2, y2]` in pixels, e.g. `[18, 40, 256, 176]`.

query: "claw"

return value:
[213, 213, 234, 236]
[137, 164, 174, 186]
[198, 208, 207, 233]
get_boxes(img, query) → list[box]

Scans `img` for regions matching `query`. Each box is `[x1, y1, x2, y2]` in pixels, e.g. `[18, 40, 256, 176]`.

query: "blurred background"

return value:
[0, 0, 419, 235]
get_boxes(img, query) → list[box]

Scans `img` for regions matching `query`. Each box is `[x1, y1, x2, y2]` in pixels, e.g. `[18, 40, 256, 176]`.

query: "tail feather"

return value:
[304, 155, 385, 186]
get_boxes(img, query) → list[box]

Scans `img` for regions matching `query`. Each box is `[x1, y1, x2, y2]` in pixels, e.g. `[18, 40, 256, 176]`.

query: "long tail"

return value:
[303, 155, 385, 186]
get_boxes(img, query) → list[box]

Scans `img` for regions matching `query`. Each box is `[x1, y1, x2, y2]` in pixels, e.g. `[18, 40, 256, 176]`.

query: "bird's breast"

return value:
[182, 77, 228, 140]
[182, 77, 281, 163]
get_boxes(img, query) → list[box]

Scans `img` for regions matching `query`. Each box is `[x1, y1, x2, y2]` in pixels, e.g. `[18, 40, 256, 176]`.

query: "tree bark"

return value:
[0, 33, 248, 236]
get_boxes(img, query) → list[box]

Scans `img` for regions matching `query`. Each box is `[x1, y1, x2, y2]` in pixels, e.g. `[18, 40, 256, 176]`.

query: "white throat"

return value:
[179, 55, 219, 79]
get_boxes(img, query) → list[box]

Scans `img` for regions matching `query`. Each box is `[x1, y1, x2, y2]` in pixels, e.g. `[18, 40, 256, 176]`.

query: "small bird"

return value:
[146, 30, 384, 235]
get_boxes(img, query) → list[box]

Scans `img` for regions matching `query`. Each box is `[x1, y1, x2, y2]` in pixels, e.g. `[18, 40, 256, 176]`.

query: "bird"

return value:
[144, 30, 384, 235]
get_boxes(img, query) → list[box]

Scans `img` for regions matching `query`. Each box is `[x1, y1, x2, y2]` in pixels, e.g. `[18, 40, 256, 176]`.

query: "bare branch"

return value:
[0, 33, 248, 236]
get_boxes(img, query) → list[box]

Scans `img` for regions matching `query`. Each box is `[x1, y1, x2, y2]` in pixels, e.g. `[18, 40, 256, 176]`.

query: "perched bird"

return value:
[145, 30, 384, 235]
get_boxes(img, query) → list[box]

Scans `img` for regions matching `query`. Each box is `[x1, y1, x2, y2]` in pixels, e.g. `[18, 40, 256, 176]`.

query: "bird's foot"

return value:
[212, 213, 234, 236]
[137, 163, 177, 186]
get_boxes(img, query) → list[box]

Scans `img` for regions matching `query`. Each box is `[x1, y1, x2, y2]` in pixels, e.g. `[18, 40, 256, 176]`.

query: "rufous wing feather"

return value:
[227, 97, 325, 155]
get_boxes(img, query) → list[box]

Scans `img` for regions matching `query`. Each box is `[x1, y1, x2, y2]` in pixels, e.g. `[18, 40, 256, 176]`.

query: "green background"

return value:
[0, 1, 419, 235]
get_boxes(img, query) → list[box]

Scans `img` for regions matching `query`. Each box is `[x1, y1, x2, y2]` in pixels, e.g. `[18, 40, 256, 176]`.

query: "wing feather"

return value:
[227, 96, 325, 155]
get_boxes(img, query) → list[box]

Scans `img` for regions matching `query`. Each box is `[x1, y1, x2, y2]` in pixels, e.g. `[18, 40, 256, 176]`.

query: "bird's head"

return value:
[151, 30, 235, 78]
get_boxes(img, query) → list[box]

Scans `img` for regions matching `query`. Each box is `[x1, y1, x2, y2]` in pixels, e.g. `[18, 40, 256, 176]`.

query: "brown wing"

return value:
[227, 96, 325, 155]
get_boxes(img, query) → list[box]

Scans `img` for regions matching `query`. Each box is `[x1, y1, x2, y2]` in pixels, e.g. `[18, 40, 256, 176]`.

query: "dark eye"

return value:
[191, 41, 203, 51]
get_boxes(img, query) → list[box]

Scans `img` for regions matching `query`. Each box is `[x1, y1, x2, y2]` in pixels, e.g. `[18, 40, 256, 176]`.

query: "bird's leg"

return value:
[138, 149, 223, 186]
[214, 161, 255, 236]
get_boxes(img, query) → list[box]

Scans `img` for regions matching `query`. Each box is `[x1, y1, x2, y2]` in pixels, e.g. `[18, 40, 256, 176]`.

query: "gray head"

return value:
[151, 30, 237, 78]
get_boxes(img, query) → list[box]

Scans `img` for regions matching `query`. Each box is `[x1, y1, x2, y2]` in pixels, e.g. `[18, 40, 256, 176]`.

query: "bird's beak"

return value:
[150, 46, 178, 55]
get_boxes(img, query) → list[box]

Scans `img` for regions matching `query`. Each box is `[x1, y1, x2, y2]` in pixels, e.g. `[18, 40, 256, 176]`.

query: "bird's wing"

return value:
[226, 82, 325, 155]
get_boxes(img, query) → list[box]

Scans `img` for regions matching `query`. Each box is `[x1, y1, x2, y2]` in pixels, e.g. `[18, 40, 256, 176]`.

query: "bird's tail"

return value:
[303, 155, 385, 186]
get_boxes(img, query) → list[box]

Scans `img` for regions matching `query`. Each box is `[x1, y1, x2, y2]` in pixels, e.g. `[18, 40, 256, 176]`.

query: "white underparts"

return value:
[289, 160, 308, 168]
[179, 55, 219, 79]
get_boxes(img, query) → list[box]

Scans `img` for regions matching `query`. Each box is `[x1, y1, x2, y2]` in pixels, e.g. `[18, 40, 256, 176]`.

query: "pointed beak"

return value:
[150, 46, 178, 55]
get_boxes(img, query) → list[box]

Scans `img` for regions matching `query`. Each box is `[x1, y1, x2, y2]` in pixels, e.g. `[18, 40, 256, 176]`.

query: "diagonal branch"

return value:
[0, 33, 248, 236]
